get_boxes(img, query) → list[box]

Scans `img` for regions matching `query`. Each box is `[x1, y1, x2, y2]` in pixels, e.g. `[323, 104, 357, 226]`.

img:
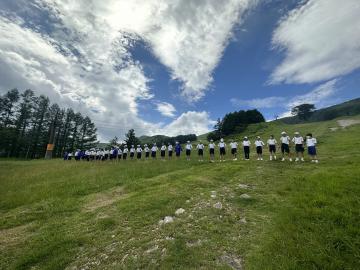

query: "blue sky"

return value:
[0, 0, 359, 140]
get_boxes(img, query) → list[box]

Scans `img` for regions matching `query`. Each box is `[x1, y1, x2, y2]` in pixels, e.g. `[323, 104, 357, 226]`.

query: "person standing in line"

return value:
[110, 148, 114, 160]
[151, 143, 158, 159]
[75, 149, 80, 161]
[104, 148, 110, 161]
[292, 132, 305, 162]
[208, 139, 215, 162]
[185, 141, 192, 161]
[117, 147, 122, 161]
[96, 149, 101, 161]
[123, 145, 128, 160]
[267, 135, 277, 160]
[280, 131, 292, 162]
[306, 133, 319, 163]
[175, 142, 182, 159]
[160, 143, 167, 160]
[230, 140, 238, 161]
[129, 145, 135, 160]
[218, 138, 226, 162]
[144, 144, 150, 159]
[168, 143, 173, 160]
[254, 136, 265, 160]
[85, 149, 91, 161]
[196, 141, 205, 162]
[242, 137, 251, 160]
[136, 144, 143, 160]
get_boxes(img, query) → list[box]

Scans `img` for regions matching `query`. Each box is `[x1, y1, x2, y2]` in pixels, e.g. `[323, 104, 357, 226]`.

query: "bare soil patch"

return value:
[83, 186, 127, 212]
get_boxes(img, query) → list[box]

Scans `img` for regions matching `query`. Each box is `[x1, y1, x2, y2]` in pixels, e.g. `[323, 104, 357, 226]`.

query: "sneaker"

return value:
[301, 158, 305, 162]
[257, 158, 260, 161]
[289, 158, 293, 162]
[295, 158, 299, 162]
[270, 156, 273, 161]
[315, 160, 319, 163]
[281, 158, 285, 161]
[311, 160, 315, 163]
[274, 156, 277, 160]
[261, 158, 263, 160]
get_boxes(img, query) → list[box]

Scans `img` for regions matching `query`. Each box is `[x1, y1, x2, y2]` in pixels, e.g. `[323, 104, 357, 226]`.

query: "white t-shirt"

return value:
[144, 147, 150, 152]
[280, 136, 291, 144]
[255, 140, 264, 147]
[136, 147, 142, 153]
[292, 136, 304, 145]
[218, 142, 226, 148]
[130, 148, 135, 153]
[306, 138, 317, 147]
[186, 144, 192, 150]
[75, 151, 79, 156]
[151, 146, 158, 152]
[230, 142, 238, 149]
[168, 145, 173, 151]
[161, 145, 167, 151]
[85, 150, 90, 155]
[110, 149, 114, 155]
[267, 139, 277, 145]
[196, 144, 204, 149]
[209, 143, 215, 149]
[91, 151, 96, 156]
[118, 149, 122, 154]
[123, 148, 129, 153]
[242, 140, 251, 147]
[68, 152, 73, 157]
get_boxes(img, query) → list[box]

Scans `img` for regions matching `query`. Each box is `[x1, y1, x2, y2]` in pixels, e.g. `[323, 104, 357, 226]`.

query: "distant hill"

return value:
[280, 98, 360, 124]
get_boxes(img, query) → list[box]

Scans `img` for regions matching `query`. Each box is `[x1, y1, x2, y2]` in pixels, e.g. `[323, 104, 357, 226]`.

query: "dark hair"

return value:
[307, 133, 312, 137]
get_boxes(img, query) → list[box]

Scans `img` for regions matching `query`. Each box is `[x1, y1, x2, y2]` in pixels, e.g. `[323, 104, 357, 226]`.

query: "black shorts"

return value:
[151, 151, 156, 158]
[186, 149, 191, 156]
[176, 151, 181, 157]
[281, 143, 290, 154]
[118, 154, 122, 159]
[220, 147, 226, 155]
[231, 148, 237, 155]
[256, 146, 263, 154]
[130, 152, 134, 158]
[198, 149, 203, 156]
[137, 153, 142, 159]
[269, 145, 276, 153]
[210, 148, 215, 155]
[123, 153, 127, 160]
[104, 154, 109, 160]
[145, 152, 150, 158]
[295, 144, 304, 153]
[168, 151, 173, 157]
[161, 150, 165, 157]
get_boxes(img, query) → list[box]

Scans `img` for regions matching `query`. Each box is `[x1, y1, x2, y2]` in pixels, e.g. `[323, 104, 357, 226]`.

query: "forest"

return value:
[0, 89, 98, 159]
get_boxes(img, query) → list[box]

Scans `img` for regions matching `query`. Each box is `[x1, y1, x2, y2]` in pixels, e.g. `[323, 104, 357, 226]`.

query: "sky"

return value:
[0, 0, 359, 141]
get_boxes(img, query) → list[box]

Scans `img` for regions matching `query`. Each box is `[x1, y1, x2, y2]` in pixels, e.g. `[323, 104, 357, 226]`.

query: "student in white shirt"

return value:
[96, 149, 101, 161]
[144, 144, 150, 159]
[110, 148, 114, 160]
[196, 141, 205, 162]
[208, 139, 215, 162]
[130, 145, 135, 160]
[280, 131, 292, 162]
[255, 136, 265, 160]
[168, 143, 173, 159]
[68, 151, 73, 161]
[123, 145, 128, 160]
[306, 133, 319, 163]
[117, 147, 122, 161]
[136, 145, 142, 160]
[151, 143, 158, 159]
[230, 140, 238, 161]
[267, 135, 277, 161]
[85, 150, 91, 161]
[292, 132, 305, 162]
[104, 149, 110, 161]
[185, 141, 192, 161]
[160, 143, 167, 160]
[218, 138, 226, 162]
[242, 137, 251, 160]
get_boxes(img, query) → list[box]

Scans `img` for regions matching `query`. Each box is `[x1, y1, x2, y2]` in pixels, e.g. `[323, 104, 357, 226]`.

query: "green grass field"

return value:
[1, 117, 360, 269]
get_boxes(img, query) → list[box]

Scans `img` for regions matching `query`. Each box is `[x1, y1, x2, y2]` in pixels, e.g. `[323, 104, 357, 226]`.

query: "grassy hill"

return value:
[1, 116, 360, 269]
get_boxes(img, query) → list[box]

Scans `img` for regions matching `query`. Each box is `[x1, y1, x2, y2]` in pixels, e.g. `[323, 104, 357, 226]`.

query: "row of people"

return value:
[64, 131, 319, 163]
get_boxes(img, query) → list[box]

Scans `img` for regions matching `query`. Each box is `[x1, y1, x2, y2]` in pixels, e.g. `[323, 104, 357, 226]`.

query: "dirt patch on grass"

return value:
[0, 224, 32, 251]
[337, 119, 360, 128]
[83, 186, 127, 212]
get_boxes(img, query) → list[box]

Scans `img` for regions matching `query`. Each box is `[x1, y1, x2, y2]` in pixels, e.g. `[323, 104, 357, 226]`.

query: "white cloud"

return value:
[270, 0, 360, 84]
[231, 96, 285, 108]
[156, 102, 176, 117]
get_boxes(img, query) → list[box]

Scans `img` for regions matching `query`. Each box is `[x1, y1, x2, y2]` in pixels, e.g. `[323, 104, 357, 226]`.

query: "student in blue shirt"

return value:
[175, 142, 182, 159]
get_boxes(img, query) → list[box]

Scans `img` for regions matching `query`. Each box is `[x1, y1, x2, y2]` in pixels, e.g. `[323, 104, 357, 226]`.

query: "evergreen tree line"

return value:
[0, 88, 98, 158]
[207, 109, 265, 141]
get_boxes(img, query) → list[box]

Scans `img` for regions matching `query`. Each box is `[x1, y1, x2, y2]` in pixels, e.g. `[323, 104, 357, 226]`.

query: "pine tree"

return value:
[125, 129, 140, 147]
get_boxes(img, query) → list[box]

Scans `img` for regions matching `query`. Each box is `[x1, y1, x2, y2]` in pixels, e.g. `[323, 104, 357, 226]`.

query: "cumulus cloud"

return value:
[270, 0, 360, 84]
[0, 0, 255, 140]
[231, 79, 338, 114]
[156, 102, 176, 117]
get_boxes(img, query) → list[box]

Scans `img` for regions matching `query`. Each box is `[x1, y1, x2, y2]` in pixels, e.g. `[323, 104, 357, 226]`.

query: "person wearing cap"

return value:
[292, 132, 305, 162]
[104, 148, 110, 161]
[218, 138, 226, 162]
[123, 145, 128, 160]
[280, 131, 292, 162]
[196, 141, 205, 162]
[109, 147, 114, 160]
[129, 145, 135, 160]
[208, 139, 215, 162]
[168, 143, 173, 159]
[306, 133, 319, 163]
[185, 141, 192, 161]
[230, 139, 238, 161]
[144, 144, 150, 159]
[175, 142, 182, 159]
[151, 143, 158, 159]
[242, 137, 251, 160]
[160, 143, 167, 160]
[136, 145, 143, 160]
[267, 135, 277, 161]
[255, 136, 265, 160]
